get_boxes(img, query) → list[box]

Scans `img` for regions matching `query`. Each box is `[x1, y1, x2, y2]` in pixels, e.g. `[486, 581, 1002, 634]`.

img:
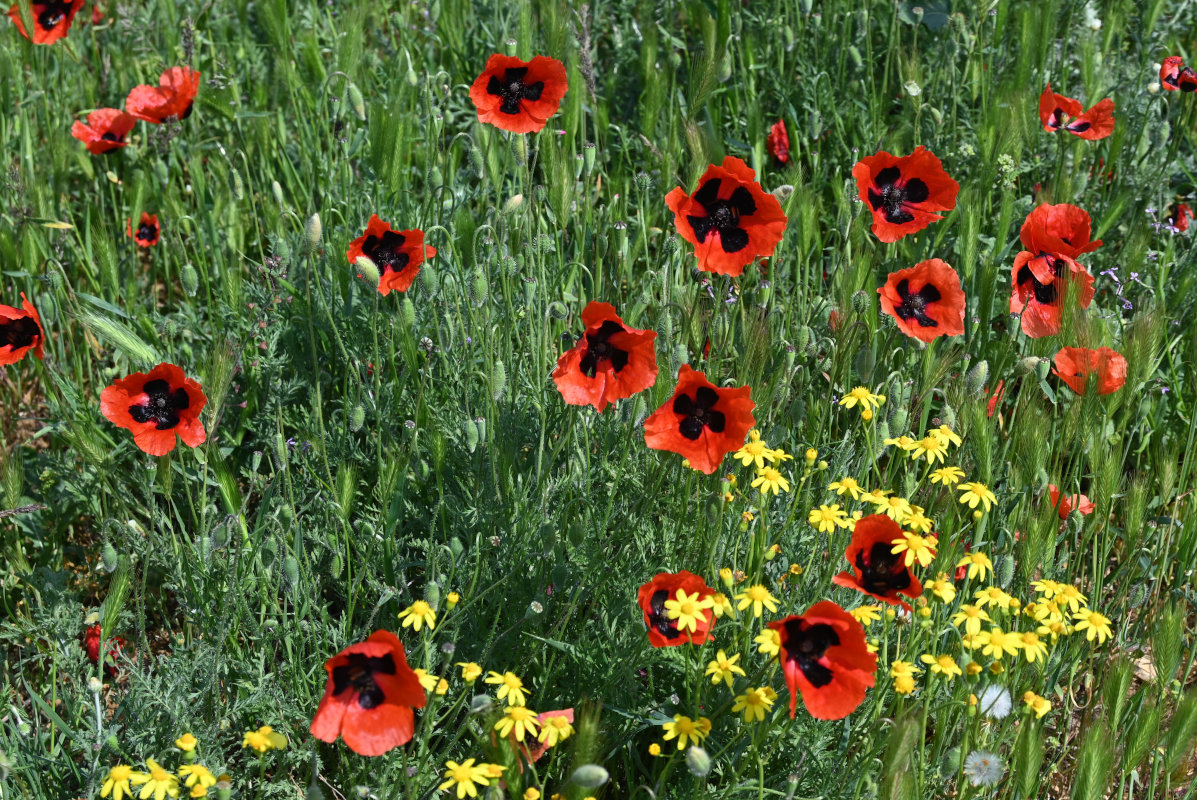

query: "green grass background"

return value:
[2, 0, 1197, 798]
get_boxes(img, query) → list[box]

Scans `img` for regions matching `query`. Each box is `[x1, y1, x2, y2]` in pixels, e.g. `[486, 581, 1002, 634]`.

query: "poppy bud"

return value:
[474, 416, 486, 440]
[847, 45, 863, 70]
[470, 269, 489, 306]
[305, 785, 327, 800]
[571, 765, 609, 789]
[686, 746, 712, 777]
[102, 543, 119, 572]
[231, 167, 244, 201]
[180, 263, 199, 298]
[890, 408, 908, 432]
[349, 405, 366, 432]
[965, 360, 989, 396]
[584, 142, 597, 174]
[420, 264, 439, 296]
[469, 694, 494, 714]
[355, 256, 380, 287]
[464, 418, 479, 453]
[304, 213, 322, 254]
[273, 433, 288, 472]
[491, 360, 507, 401]
[272, 180, 284, 206]
[284, 555, 300, 589]
[851, 290, 870, 313]
[401, 298, 416, 328]
[450, 537, 465, 559]
[330, 552, 343, 579]
[796, 325, 811, 351]
[347, 83, 366, 121]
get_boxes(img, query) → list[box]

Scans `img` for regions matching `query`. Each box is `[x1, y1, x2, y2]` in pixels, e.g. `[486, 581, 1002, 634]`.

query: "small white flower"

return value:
[978, 685, 1012, 719]
[963, 750, 1004, 787]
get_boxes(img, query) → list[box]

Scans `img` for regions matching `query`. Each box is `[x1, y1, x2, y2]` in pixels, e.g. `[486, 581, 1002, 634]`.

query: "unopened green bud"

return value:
[349, 405, 366, 432]
[304, 213, 322, 254]
[347, 83, 366, 121]
[355, 255, 380, 287]
[181, 263, 199, 297]
[502, 194, 524, 214]
[272, 180, 284, 206]
[686, 746, 712, 777]
[571, 765, 609, 789]
[491, 361, 507, 401]
[965, 359, 989, 396]
[402, 297, 416, 327]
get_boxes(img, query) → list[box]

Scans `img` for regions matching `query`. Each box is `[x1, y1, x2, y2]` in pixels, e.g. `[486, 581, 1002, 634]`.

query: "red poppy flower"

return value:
[769, 601, 876, 720]
[310, 630, 426, 756]
[1047, 485, 1095, 519]
[100, 362, 207, 456]
[1170, 203, 1192, 232]
[851, 146, 959, 243]
[665, 156, 787, 277]
[552, 301, 657, 412]
[1052, 346, 1127, 396]
[986, 380, 1006, 419]
[468, 54, 568, 134]
[126, 66, 200, 124]
[643, 365, 755, 474]
[345, 214, 436, 296]
[1009, 204, 1101, 338]
[83, 623, 127, 672]
[0, 293, 44, 366]
[767, 119, 790, 165]
[7, 0, 83, 44]
[70, 108, 136, 154]
[877, 258, 965, 343]
[832, 514, 923, 611]
[127, 212, 160, 247]
[1161, 57, 1197, 92]
[636, 570, 716, 648]
[1038, 84, 1115, 140]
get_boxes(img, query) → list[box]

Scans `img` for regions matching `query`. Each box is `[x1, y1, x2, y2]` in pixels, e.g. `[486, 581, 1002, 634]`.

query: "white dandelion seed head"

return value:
[963, 750, 1004, 787]
[978, 685, 1012, 719]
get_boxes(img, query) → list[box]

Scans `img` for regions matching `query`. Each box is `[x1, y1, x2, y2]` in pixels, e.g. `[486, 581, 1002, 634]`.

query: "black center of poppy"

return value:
[1016, 254, 1061, 305]
[136, 223, 157, 243]
[486, 67, 546, 115]
[856, 542, 912, 595]
[128, 378, 190, 430]
[867, 167, 929, 225]
[362, 230, 411, 275]
[648, 588, 683, 641]
[101, 132, 122, 142]
[579, 320, 630, 378]
[38, 1, 71, 27]
[782, 619, 840, 688]
[686, 178, 756, 254]
[1182, 68, 1197, 92]
[0, 316, 39, 350]
[893, 278, 942, 328]
[673, 386, 726, 440]
[331, 652, 397, 710]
